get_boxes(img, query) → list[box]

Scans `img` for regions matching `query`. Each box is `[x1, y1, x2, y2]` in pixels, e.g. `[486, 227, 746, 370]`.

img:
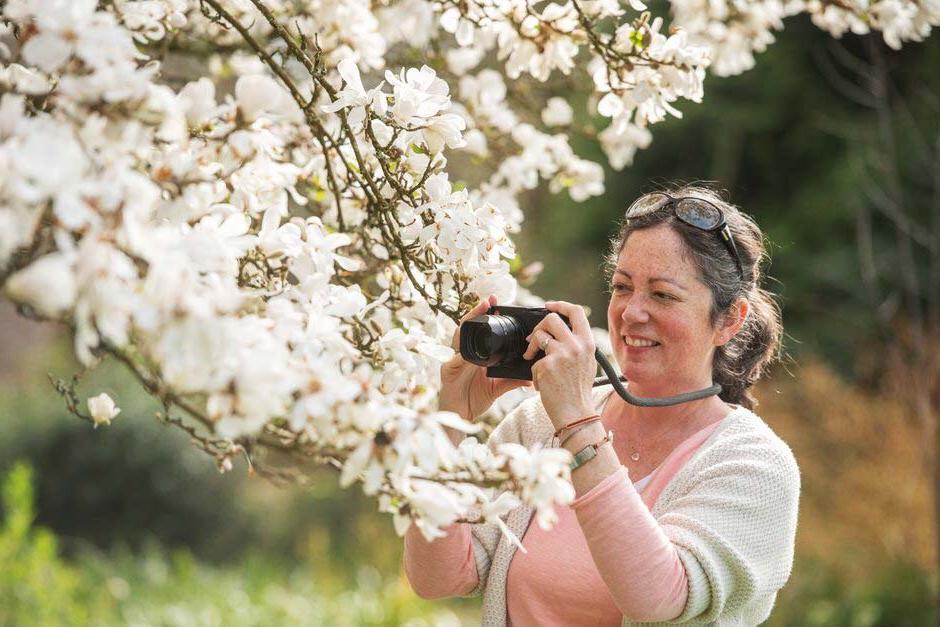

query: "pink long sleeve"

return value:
[570, 466, 688, 621]
[403, 522, 478, 599]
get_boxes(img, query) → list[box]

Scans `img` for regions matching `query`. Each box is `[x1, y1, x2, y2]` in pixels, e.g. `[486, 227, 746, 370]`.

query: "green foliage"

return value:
[0, 342, 261, 563]
[0, 462, 111, 626]
[0, 338, 419, 584]
[0, 463, 474, 626]
[2, 462, 934, 626]
[769, 556, 937, 626]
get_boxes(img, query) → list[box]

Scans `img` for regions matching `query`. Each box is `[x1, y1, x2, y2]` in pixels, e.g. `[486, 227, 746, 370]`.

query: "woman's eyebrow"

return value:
[614, 269, 687, 290]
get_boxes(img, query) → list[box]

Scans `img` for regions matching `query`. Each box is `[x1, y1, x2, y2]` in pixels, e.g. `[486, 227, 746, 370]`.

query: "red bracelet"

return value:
[559, 419, 601, 446]
[553, 413, 601, 439]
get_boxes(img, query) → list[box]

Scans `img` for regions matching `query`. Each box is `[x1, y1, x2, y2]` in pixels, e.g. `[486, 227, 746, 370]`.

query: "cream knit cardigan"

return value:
[464, 385, 801, 626]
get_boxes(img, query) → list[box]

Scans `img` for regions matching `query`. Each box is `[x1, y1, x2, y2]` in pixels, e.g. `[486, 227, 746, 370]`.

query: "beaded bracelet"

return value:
[553, 413, 601, 440]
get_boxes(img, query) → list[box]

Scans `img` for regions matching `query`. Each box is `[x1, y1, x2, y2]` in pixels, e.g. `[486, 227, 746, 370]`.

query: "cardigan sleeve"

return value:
[643, 430, 801, 625]
[403, 522, 479, 598]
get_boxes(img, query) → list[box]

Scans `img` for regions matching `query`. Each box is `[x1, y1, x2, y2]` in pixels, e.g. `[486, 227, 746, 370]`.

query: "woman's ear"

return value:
[715, 298, 749, 346]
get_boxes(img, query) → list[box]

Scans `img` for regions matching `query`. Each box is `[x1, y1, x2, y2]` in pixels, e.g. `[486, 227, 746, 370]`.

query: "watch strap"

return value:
[568, 430, 614, 472]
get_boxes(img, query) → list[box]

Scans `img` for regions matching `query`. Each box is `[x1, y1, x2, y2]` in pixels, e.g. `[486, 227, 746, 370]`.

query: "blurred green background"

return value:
[3, 15, 940, 626]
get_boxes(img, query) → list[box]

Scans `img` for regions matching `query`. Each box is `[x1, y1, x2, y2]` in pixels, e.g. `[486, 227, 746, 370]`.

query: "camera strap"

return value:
[592, 349, 723, 407]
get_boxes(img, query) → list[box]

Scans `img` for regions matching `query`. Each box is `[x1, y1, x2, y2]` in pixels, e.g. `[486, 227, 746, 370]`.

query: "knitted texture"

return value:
[465, 385, 801, 626]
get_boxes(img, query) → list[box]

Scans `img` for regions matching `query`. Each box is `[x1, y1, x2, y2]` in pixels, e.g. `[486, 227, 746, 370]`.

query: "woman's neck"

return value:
[604, 388, 731, 443]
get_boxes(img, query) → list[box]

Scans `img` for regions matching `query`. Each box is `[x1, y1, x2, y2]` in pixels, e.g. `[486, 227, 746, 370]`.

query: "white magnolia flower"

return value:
[440, 7, 476, 46]
[541, 97, 573, 127]
[236, 75, 291, 122]
[384, 65, 451, 126]
[11, 118, 89, 204]
[3, 252, 76, 316]
[406, 480, 463, 541]
[2, 64, 54, 95]
[422, 112, 466, 153]
[87, 392, 121, 427]
[321, 58, 388, 127]
[599, 121, 653, 170]
[178, 78, 221, 127]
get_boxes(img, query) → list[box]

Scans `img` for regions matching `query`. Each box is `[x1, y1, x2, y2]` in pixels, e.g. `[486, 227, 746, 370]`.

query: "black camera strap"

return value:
[592, 349, 723, 407]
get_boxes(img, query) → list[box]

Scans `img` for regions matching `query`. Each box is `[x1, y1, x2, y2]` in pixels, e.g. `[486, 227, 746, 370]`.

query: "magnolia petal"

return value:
[392, 511, 412, 536]
[433, 410, 481, 433]
[340, 439, 373, 487]
[22, 33, 72, 73]
[495, 517, 526, 553]
[440, 7, 460, 33]
[416, 341, 455, 362]
[597, 92, 624, 118]
[455, 19, 475, 46]
[337, 57, 365, 94]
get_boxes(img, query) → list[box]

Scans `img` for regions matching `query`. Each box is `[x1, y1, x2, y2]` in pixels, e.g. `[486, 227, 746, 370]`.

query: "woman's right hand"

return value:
[438, 295, 532, 422]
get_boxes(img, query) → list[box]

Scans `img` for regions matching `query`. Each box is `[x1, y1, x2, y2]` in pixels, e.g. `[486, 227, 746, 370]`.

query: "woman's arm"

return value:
[561, 420, 687, 621]
[650, 431, 801, 623]
[403, 522, 479, 599]
[569, 463, 689, 622]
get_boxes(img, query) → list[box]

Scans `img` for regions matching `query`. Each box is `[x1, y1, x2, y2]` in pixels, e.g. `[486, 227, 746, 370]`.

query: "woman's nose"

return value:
[621, 294, 650, 324]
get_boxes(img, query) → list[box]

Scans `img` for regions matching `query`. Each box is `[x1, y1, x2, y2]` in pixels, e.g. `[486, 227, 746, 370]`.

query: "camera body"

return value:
[459, 305, 570, 380]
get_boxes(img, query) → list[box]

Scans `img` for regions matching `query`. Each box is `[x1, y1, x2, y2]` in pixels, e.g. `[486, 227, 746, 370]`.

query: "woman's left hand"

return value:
[522, 301, 597, 431]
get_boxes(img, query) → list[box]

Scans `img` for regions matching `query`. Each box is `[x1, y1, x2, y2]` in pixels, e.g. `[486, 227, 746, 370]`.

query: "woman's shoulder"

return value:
[717, 406, 797, 454]
[687, 405, 801, 483]
[652, 405, 801, 515]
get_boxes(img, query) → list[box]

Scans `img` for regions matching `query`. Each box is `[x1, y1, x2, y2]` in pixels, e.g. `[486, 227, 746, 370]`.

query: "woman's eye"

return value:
[654, 291, 674, 301]
[610, 283, 631, 293]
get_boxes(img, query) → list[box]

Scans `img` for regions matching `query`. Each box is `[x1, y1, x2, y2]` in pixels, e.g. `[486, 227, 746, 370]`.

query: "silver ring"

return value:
[539, 337, 551, 351]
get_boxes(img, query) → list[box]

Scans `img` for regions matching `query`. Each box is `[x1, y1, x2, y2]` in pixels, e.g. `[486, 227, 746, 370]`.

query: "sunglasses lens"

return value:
[626, 193, 670, 218]
[675, 198, 722, 229]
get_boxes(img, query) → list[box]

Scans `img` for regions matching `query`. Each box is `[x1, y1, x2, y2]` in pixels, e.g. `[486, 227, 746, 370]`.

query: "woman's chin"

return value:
[619, 363, 653, 386]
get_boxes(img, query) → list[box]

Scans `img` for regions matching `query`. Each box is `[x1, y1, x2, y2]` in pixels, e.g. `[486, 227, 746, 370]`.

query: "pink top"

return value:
[403, 418, 725, 623]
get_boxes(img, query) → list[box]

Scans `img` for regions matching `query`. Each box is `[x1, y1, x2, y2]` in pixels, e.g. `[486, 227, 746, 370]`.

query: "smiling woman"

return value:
[402, 183, 800, 626]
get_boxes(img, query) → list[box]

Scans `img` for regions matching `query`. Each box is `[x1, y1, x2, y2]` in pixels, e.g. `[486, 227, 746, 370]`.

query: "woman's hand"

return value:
[438, 295, 532, 422]
[521, 301, 597, 431]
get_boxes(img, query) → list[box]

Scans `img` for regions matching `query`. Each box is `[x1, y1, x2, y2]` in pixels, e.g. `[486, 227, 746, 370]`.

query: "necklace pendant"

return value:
[630, 452, 640, 462]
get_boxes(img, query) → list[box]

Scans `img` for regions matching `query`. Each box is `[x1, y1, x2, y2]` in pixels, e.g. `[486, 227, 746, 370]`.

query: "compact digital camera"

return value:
[458, 305, 571, 380]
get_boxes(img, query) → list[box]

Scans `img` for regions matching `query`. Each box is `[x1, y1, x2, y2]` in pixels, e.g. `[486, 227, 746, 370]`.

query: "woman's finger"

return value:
[545, 301, 592, 342]
[451, 295, 496, 349]
[522, 329, 554, 360]
[540, 312, 576, 344]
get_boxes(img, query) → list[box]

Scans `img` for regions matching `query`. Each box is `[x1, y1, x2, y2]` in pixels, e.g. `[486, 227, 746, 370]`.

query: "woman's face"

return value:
[607, 223, 728, 393]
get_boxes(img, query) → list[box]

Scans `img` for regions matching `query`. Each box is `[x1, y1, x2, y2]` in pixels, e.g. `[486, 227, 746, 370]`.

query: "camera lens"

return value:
[460, 314, 525, 366]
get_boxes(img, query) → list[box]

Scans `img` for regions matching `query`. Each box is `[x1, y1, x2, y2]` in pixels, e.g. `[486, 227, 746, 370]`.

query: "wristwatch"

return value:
[568, 430, 614, 472]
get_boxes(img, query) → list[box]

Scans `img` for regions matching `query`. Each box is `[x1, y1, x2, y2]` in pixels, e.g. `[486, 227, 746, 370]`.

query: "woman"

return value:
[403, 185, 801, 625]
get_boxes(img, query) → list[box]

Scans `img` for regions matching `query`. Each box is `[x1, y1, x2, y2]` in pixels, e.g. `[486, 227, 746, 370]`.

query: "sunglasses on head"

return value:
[625, 192, 746, 281]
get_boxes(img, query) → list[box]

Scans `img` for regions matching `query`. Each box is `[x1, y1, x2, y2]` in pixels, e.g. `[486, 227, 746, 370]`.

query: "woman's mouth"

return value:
[623, 336, 660, 348]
